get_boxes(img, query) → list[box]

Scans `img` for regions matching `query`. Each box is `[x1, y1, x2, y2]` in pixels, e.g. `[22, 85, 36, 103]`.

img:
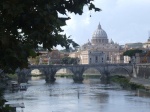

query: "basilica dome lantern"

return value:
[91, 23, 108, 45]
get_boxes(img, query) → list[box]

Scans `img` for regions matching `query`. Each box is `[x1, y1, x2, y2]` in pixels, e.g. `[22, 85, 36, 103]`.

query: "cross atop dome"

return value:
[98, 23, 101, 29]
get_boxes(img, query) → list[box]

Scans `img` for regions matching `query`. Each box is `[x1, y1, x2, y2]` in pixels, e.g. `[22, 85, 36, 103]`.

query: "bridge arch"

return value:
[30, 69, 43, 76]
[83, 67, 102, 76]
[109, 67, 132, 77]
[55, 67, 74, 77]
[29, 68, 48, 76]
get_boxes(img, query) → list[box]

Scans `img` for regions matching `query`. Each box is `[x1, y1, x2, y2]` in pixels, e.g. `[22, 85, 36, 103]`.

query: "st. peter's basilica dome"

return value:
[91, 23, 108, 45]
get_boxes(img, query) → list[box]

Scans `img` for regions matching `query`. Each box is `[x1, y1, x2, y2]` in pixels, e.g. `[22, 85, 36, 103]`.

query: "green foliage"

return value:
[61, 57, 79, 64]
[0, 0, 101, 73]
[110, 75, 145, 90]
[0, 89, 14, 112]
[129, 83, 145, 90]
[110, 75, 130, 89]
[1, 1, 100, 111]
[123, 49, 143, 57]
[7, 74, 18, 80]
[28, 56, 40, 65]
[60, 46, 78, 52]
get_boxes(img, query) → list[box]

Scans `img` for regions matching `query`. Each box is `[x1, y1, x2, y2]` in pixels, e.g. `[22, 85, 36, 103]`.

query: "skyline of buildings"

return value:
[30, 22, 150, 65]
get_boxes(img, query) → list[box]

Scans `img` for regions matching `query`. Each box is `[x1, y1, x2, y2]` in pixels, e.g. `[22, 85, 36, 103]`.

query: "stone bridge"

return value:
[17, 63, 133, 83]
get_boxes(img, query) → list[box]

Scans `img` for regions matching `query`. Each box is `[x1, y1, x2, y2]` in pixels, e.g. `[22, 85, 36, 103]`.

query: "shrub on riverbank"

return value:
[55, 74, 100, 78]
[56, 74, 73, 78]
[110, 75, 145, 90]
[7, 74, 18, 80]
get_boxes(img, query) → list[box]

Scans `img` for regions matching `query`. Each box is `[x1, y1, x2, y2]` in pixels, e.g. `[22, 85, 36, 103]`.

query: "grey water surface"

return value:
[4, 77, 150, 112]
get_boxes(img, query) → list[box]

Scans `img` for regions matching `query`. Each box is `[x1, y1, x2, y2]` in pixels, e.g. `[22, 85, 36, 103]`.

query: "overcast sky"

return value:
[60, 0, 150, 48]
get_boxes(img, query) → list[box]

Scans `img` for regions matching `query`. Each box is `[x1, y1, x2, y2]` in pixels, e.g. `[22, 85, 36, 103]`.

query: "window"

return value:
[95, 56, 98, 63]
[107, 57, 109, 60]
[89, 58, 91, 63]
[96, 56, 98, 60]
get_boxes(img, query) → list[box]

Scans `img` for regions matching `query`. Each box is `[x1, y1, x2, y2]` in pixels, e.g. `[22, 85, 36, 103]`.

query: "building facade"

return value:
[70, 23, 122, 64]
[143, 35, 150, 49]
[29, 48, 69, 65]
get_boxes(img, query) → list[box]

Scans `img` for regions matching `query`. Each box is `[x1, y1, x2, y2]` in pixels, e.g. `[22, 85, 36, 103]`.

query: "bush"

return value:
[110, 75, 145, 90]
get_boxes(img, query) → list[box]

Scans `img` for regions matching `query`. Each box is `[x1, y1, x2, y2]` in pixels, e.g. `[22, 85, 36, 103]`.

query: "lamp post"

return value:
[110, 55, 113, 63]
[39, 57, 42, 65]
[48, 56, 51, 65]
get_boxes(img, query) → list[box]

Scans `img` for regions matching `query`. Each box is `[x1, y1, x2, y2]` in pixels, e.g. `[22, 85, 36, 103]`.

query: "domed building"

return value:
[91, 23, 108, 45]
[70, 23, 123, 64]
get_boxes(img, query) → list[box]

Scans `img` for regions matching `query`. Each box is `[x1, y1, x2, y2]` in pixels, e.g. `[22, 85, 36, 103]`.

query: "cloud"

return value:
[96, 0, 150, 44]
[60, 0, 150, 48]
[63, 14, 77, 31]
[81, 12, 91, 26]
[116, 0, 150, 6]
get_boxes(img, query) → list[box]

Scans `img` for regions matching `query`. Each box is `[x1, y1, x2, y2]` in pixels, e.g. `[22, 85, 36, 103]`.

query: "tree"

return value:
[61, 57, 79, 64]
[123, 49, 143, 57]
[0, 89, 12, 112]
[0, 0, 100, 73]
[28, 56, 40, 65]
[141, 50, 150, 63]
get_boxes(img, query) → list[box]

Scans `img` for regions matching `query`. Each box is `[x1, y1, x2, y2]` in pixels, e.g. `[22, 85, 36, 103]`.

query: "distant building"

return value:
[80, 50, 106, 64]
[48, 49, 61, 64]
[122, 33, 150, 64]
[69, 23, 122, 64]
[39, 50, 49, 65]
[123, 56, 130, 63]
[139, 50, 150, 63]
[125, 43, 143, 50]
[125, 33, 150, 51]
[123, 50, 150, 64]
[29, 47, 68, 65]
[143, 35, 150, 49]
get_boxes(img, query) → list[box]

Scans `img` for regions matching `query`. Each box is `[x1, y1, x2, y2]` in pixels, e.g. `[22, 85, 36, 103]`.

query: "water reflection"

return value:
[4, 77, 150, 112]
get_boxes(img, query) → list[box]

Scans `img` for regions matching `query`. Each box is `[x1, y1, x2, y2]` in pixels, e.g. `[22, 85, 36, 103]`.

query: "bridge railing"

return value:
[136, 63, 150, 66]
[29, 63, 132, 67]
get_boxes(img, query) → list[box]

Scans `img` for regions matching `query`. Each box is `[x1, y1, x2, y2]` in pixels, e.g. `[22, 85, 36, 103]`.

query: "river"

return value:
[4, 77, 150, 112]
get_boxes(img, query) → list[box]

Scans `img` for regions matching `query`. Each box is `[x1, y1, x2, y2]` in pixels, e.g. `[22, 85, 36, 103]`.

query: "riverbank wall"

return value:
[136, 63, 150, 79]
[130, 78, 150, 89]
[130, 78, 150, 97]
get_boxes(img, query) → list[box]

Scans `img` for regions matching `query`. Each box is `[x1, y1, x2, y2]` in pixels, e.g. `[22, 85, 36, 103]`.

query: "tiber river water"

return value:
[4, 77, 150, 112]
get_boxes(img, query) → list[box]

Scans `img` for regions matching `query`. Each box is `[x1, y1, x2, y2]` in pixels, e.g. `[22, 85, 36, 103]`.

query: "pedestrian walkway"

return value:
[130, 78, 150, 89]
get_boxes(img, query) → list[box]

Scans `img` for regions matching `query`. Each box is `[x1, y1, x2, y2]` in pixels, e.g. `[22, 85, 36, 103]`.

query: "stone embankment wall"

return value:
[136, 64, 150, 79]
